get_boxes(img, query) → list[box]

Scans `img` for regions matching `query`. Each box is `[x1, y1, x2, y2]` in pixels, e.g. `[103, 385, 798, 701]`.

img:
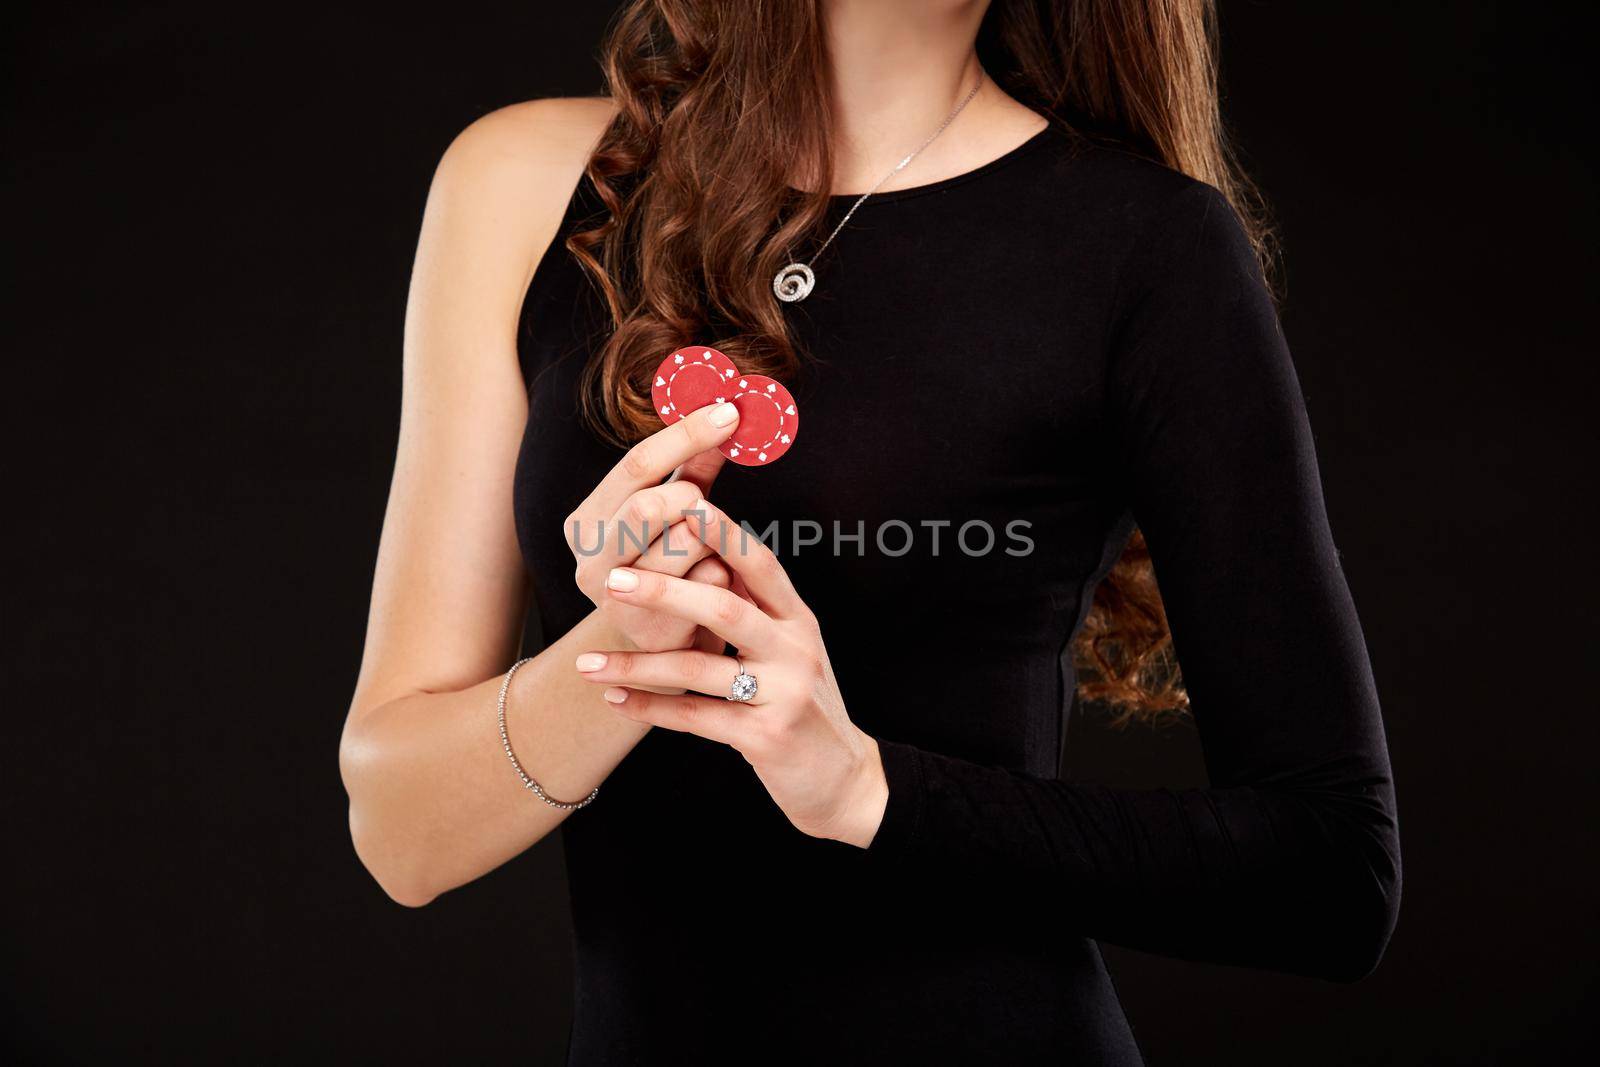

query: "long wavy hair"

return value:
[565, 0, 1273, 724]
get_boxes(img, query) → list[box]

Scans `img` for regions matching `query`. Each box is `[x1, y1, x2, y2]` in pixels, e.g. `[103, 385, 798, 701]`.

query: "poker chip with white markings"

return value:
[650, 346, 740, 425]
[717, 375, 799, 466]
[649, 347, 800, 466]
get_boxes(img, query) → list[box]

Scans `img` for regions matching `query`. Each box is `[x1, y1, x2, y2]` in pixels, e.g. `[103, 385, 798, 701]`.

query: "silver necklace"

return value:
[772, 71, 984, 304]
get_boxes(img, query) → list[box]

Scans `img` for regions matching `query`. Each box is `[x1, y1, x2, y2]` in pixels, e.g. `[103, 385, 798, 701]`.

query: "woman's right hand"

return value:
[564, 401, 742, 653]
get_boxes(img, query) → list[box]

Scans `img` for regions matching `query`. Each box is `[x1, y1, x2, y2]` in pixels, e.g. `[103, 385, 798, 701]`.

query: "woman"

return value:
[340, 0, 1401, 1061]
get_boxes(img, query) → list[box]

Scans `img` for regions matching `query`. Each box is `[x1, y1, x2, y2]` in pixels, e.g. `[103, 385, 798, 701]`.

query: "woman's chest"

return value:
[514, 280, 1124, 636]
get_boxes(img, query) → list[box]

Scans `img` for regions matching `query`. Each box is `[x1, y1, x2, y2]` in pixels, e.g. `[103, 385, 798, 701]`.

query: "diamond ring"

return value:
[728, 658, 759, 703]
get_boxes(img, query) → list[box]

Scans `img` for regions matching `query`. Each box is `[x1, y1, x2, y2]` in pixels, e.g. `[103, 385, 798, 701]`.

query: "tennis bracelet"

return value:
[497, 657, 600, 810]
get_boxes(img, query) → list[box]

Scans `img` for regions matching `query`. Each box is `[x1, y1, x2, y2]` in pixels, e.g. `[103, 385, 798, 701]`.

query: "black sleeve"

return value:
[865, 180, 1402, 983]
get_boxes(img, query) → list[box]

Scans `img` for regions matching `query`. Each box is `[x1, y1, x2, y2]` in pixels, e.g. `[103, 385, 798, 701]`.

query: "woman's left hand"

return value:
[572, 497, 889, 848]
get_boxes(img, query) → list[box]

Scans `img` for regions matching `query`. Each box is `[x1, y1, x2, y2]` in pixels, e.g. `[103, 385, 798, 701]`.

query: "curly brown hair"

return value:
[564, 0, 1274, 724]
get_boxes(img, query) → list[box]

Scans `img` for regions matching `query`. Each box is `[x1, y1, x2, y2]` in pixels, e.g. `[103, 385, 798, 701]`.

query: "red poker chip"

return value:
[650, 347, 799, 467]
[651, 346, 739, 425]
[717, 374, 799, 466]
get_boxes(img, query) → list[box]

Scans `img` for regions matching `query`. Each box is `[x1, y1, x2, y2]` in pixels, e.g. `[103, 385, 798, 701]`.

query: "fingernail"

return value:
[602, 687, 629, 704]
[693, 498, 712, 516]
[575, 653, 607, 672]
[708, 402, 738, 427]
[606, 568, 638, 591]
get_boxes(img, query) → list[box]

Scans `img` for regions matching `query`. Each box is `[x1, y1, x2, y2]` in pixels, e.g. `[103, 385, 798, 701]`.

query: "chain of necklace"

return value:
[772, 70, 984, 304]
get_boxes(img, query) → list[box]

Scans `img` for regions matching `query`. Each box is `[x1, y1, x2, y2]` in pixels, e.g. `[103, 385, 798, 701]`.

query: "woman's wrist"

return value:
[826, 731, 890, 849]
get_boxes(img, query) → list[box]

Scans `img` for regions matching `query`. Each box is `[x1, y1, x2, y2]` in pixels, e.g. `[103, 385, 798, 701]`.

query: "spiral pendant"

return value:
[773, 262, 815, 303]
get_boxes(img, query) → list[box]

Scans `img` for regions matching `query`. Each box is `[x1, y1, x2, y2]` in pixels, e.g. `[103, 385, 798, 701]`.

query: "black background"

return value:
[5, 2, 1595, 1063]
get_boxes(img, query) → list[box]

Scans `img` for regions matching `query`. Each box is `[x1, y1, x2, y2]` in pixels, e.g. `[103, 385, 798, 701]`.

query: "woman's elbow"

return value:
[1313, 854, 1402, 983]
[347, 804, 440, 908]
[339, 726, 440, 908]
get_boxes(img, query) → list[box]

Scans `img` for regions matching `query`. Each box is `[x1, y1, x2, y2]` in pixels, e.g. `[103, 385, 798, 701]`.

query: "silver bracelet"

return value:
[497, 657, 600, 811]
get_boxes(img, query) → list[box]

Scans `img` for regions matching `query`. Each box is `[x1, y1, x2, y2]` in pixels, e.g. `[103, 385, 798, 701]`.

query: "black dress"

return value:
[511, 122, 1401, 1065]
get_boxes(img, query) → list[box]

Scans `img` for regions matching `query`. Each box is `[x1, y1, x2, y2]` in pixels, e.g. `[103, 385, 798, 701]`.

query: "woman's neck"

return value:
[820, 0, 1043, 194]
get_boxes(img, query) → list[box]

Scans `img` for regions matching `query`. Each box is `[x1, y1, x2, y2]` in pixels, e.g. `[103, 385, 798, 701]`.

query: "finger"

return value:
[604, 551, 728, 655]
[600, 480, 708, 568]
[575, 647, 752, 700]
[603, 567, 777, 653]
[692, 623, 730, 655]
[683, 559, 733, 657]
[598, 686, 752, 748]
[584, 403, 740, 519]
[683, 556, 732, 589]
[683, 497, 807, 620]
[669, 447, 728, 497]
[631, 518, 715, 578]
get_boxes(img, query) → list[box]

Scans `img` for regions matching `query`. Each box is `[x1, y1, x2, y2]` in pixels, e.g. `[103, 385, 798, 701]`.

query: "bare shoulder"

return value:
[441, 96, 617, 176]
[422, 97, 619, 273]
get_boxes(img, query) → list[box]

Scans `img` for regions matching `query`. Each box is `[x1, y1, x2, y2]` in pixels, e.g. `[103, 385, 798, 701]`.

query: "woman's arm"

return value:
[338, 98, 646, 908]
[573, 178, 1401, 984]
[863, 180, 1402, 981]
